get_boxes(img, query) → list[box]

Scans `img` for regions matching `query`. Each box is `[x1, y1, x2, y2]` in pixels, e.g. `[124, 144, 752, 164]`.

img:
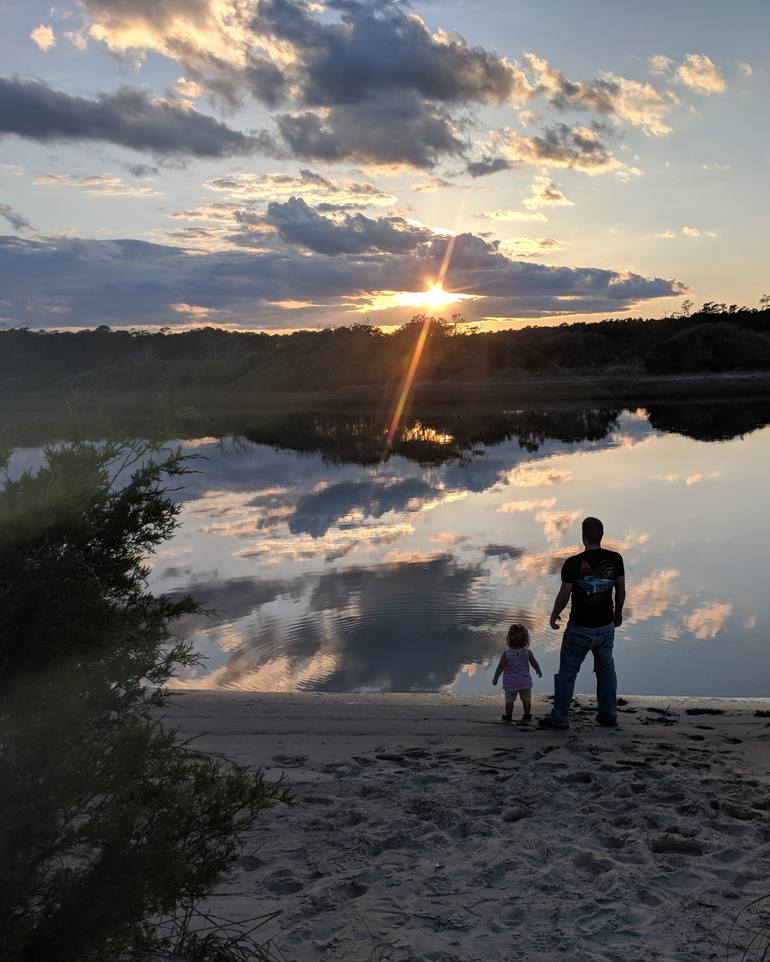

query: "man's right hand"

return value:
[614, 612, 623, 627]
[549, 613, 561, 630]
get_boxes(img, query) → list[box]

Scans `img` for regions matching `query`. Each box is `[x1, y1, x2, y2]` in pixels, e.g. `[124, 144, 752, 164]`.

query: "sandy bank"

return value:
[165, 691, 770, 962]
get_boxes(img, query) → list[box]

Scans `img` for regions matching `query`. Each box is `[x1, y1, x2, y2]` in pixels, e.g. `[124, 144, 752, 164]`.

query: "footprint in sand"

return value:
[650, 833, 707, 855]
[266, 870, 305, 895]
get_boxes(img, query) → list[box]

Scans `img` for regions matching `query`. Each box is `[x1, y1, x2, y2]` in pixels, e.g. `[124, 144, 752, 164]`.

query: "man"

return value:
[539, 516, 625, 730]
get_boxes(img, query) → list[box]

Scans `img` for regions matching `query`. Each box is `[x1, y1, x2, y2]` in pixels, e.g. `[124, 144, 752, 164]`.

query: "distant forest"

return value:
[2, 301, 770, 397]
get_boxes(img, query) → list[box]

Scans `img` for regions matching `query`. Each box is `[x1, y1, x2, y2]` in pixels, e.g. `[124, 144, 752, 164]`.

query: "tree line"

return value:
[2, 301, 770, 396]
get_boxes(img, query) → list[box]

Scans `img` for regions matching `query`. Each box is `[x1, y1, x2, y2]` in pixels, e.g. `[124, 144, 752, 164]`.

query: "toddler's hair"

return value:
[507, 623, 530, 648]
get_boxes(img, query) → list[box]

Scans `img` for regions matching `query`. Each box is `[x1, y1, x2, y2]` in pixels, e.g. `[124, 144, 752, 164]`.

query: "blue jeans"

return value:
[549, 623, 617, 726]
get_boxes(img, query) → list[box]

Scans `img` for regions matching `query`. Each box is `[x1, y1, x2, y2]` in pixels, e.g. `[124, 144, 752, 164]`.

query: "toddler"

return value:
[492, 623, 542, 722]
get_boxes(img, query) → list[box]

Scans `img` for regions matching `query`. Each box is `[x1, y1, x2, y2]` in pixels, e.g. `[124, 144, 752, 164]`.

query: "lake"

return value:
[9, 401, 770, 697]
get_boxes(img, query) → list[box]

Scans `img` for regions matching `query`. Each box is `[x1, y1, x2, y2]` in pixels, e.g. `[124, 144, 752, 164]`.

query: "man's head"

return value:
[582, 516, 604, 547]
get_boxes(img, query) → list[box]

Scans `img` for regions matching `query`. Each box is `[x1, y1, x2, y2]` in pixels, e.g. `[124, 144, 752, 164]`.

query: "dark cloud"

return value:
[0, 203, 32, 232]
[288, 477, 437, 537]
[468, 123, 622, 177]
[266, 197, 434, 255]
[0, 232, 685, 328]
[124, 163, 160, 177]
[484, 545, 525, 561]
[258, 0, 530, 108]
[202, 556, 507, 691]
[0, 77, 270, 158]
[167, 572, 310, 635]
[276, 92, 466, 168]
[525, 123, 615, 170]
[466, 156, 512, 178]
[75, 0, 526, 167]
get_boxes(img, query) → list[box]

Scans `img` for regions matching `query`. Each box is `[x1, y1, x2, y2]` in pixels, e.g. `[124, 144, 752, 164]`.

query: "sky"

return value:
[0, 0, 768, 332]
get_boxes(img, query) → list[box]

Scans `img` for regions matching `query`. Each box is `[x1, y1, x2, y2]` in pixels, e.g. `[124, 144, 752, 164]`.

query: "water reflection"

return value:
[645, 398, 770, 441]
[6, 401, 770, 696]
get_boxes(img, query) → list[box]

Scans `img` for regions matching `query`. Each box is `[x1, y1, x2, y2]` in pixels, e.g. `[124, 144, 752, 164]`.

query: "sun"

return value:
[423, 283, 457, 310]
[391, 283, 472, 311]
[354, 282, 477, 314]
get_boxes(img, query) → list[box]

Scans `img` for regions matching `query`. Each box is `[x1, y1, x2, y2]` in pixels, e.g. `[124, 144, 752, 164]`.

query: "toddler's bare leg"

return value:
[521, 690, 532, 720]
[502, 690, 515, 721]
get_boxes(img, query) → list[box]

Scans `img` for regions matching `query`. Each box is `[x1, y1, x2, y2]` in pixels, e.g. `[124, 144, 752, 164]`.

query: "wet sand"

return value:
[165, 691, 770, 962]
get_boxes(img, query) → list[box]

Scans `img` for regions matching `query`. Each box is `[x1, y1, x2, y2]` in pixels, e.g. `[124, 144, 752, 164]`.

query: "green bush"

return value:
[0, 442, 289, 962]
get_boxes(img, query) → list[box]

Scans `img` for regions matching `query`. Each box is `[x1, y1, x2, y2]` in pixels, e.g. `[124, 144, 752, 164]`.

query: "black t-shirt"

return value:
[561, 548, 625, 628]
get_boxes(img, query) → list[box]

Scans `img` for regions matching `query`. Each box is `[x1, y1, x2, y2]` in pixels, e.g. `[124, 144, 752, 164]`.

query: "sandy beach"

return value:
[163, 691, 770, 962]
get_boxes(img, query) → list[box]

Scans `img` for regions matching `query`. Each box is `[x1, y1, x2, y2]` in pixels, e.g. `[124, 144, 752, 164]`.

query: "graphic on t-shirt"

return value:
[575, 561, 616, 605]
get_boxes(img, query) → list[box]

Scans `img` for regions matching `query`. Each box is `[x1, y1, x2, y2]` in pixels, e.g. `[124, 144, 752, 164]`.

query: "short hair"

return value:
[506, 623, 530, 648]
[582, 516, 604, 544]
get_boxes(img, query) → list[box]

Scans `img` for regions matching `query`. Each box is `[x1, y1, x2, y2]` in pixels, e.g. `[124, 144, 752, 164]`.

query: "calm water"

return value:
[10, 403, 770, 696]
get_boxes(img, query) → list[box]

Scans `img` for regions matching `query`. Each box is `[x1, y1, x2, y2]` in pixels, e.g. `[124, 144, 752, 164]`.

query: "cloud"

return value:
[685, 601, 732, 639]
[124, 163, 159, 177]
[204, 169, 395, 207]
[288, 478, 438, 538]
[476, 123, 623, 176]
[35, 173, 162, 197]
[0, 232, 685, 329]
[31, 25, 56, 51]
[80, 0, 530, 109]
[503, 465, 573, 487]
[65, 30, 89, 50]
[681, 226, 718, 238]
[625, 569, 685, 625]
[523, 174, 573, 209]
[738, 62, 753, 77]
[500, 237, 566, 258]
[478, 209, 548, 223]
[0, 77, 267, 158]
[77, 0, 273, 99]
[653, 226, 718, 240]
[524, 53, 677, 136]
[497, 497, 557, 513]
[412, 177, 453, 193]
[275, 93, 466, 168]
[535, 508, 581, 543]
[650, 53, 726, 95]
[0, 203, 33, 232]
[265, 197, 435, 256]
[675, 54, 726, 94]
[75, 0, 530, 167]
[287, 4, 531, 108]
[484, 544, 525, 561]
[172, 556, 508, 692]
[466, 156, 512, 178]
[175, 77, 202, 99]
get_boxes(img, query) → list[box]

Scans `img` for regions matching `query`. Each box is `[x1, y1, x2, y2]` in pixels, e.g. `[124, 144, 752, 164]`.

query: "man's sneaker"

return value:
[596, 716, 618, 728]
[537, 716, 569, 731]
[501, 714, 512, 723]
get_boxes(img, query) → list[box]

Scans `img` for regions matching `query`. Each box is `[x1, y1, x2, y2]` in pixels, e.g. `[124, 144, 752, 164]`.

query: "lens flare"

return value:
[385, 195, 469, 453]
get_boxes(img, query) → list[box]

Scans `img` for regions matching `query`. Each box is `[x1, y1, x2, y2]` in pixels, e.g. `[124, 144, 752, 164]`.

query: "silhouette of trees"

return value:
[2, 305, 770, 397]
